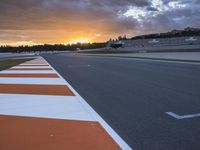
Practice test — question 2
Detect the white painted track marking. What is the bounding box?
[0,70,56,74]
[0,94,94,121]
[19,64,48,66]
[42,57,132,150]
[0,78,65,85]
[166,112,200,120]
[12,66,51,69]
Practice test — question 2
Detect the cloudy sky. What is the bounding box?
[0,0,199,45]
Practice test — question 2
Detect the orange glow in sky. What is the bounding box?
[66,38,92,45]
[0,0,198,46]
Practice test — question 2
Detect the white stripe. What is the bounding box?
[0,94,94,121]
[166,112,200,120]
[0,70,56,74]
[166,112,182,119]
[42,57,132,150]
[12,66,51,69]
[0,78,65,85]
[19,64,48,66]
[21,63,47,65]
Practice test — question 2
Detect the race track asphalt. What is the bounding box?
[42,53,200,150]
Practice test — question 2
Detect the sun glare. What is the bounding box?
[66,39,91,45]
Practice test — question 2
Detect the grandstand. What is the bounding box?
[109,36,200,52]
[120,36,200,48]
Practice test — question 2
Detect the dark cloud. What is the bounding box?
[0,0,199,45]
[123,0,200,34]
[146,7,158,11]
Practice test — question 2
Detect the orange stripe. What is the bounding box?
[9,68,52,70]
[0,115,120,150]
[0,74,59,78]
[0,84,75,96]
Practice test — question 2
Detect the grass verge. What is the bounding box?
[0,58,33,71]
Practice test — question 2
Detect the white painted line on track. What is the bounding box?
[42,57,132,150]
[0,94,94,121]
[12,66,51,69]
[19,64,48,66]
[0,70,56,74]
[0,78,65,85]
[166,112,200,120]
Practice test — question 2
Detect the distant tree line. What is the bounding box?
[0,42,107,53]
[130,27,200,40]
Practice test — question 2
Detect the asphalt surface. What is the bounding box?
[42,53,200,150]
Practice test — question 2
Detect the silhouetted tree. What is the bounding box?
[122,35,127,40]
[118,36,123,40]
[131,27,200,40]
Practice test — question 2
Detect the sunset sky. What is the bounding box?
[0,0,200,46]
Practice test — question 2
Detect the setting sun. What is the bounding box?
[66,39,92,45]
